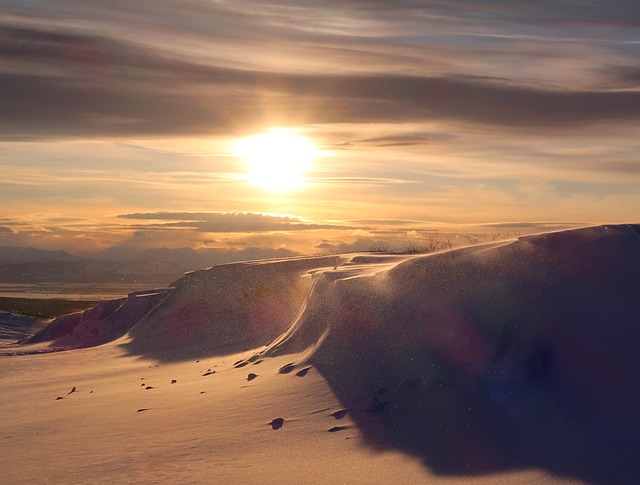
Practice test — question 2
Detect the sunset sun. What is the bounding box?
[234,129,317,191]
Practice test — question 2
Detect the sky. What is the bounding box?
[1,0,639,255]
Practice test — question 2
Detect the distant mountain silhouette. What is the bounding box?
[98,246,299,266]
[0,245,300,285]
[0,246,82,264]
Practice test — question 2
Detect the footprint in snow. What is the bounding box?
[278,363,296,374]
[330,409,349,420]
[295,367,312,377]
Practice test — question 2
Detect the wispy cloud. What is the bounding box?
[338,133,454,148]
[117,212,353,232]
[2,13,640,138]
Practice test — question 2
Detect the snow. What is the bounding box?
[1,224,639,484]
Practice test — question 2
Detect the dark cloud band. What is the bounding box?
[3,22,640,138]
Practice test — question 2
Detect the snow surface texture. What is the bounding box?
[3,224,640,484]
[0,311,39,343]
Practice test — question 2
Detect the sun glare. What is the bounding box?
[234,129,317,191]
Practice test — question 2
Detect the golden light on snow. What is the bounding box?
[234,129,317,191]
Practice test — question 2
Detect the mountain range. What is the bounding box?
[0,246,300,285]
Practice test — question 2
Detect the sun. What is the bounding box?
[234,129,317,191]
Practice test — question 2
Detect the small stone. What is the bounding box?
[269,418,285,430]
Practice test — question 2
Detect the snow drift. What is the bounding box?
[17,224,640,483]
[27,255,340,359]
[256,223,640,482]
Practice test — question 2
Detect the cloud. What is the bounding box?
[117,212,351,232]
[338,132,454,148]
[45,217,90,223]
[3,19,640,139]
[315,237,380,253]
[475,222,589,232]
[608,66,640,88]
[311,177,414,186]
[0,226,18,234]
[1,1,639,238]
[349,218,432,226]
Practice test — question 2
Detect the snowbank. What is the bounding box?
[7,224,640,483]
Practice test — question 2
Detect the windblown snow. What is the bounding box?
[2,224,639,484]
